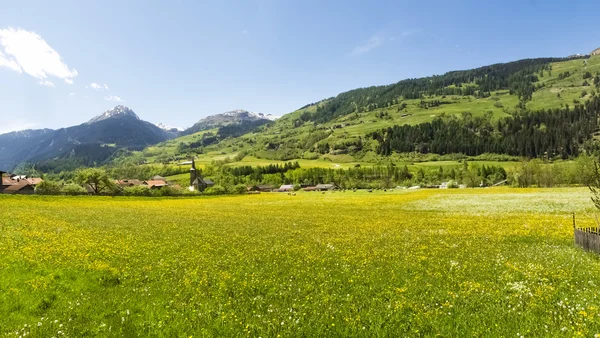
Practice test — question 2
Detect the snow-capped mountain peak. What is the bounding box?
[221,109,279,121]
[87,105,139,124]
[156,123,184,132]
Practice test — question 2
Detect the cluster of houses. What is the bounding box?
[113,176,172,190]
[0,171,43,194]
[248,183,338,193]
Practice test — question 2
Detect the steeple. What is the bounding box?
[190,159,197,187]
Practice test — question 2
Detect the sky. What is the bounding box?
[1,0,600,133]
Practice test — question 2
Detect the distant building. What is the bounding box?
[315,184,338,191]
[248,185,274,192]
[115,179,144,188]
[3,182,35,195]
[592,47,600,56]
[144,180,168,189]
[1,172,42,194]
[278,184,295,192]
[0,171,8,193]
[189,159,214,192]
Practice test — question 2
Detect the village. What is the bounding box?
[0,161,342,195]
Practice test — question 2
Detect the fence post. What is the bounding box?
[573,212,576,231]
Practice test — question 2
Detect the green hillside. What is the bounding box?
[113,55,600,169]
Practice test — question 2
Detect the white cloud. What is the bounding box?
[0,120,39,134]
[38,79,54,87]
[69,92,76,96]
[351,36,385,56]
[105,95,123,102]
[90,82,109,90]
[0,27,77,86]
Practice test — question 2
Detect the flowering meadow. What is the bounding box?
[2,188,600,337]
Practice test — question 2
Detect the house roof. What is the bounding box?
[145,180,168,187]
[279,185,294,190]
[316,184,335,189]
[193,177,214,185]
[1,177,15,186]
[4,182,33,192]
[115,179,143,186]
[257,185,274,189]
[26,178,43,185]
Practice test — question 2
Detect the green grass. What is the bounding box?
[2,188,600,336]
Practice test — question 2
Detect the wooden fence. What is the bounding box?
[574,213,600,254]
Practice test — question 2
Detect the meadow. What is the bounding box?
[2,188,600,337]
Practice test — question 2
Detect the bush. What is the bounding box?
[446,180,459,189]
[61,184,87,195]
[123,186,151,196]
[204,185,227,195]
[35,181,62,195]
[233,184,248,194]
[150,186,179,197]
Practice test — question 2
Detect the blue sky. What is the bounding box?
[1,0,600,133]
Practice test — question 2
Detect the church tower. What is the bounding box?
[190,159,197,188]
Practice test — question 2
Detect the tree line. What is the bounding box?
[372,96,600,159]
[302,58,569,124]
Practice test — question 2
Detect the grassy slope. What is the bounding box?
[116,56,600,169]
[2,188,600,336]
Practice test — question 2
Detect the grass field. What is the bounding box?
[2,188,600,336]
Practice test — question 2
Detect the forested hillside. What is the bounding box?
[110,55,600,170]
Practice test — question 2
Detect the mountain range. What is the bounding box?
[0,106,279,171]
[3,51,600,172]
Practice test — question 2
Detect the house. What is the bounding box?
[0,171,8,193]
[3,181,35,195]
[144,180,168,189]
[189,159,214,192]
[115,179,144,188]
[278,184,295,192]
[315,184,337,191]
[248,185,274,192]
[257,185,274,192]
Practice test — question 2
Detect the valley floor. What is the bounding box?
[1,188,600,336]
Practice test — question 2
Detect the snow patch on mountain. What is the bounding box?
[221,109,279,121]
[87,105,139,124]
[156,123,184,132]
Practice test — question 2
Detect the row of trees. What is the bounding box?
[373,96,600,159]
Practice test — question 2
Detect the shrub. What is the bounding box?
[123,186,151,196]
[233,184,248,194]
[35,181,62,195]
[446,180,459,189]
[61,184,87,195]
[204,185,227,195]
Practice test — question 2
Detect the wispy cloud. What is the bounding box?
[0,120,39,134]
[69,92,76,96]
[0,27,77,86]
[38,79,54,87]
[351,36,385,56]
[351,28,419,56]
[105,95,123,102]
[90,82,109,90]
